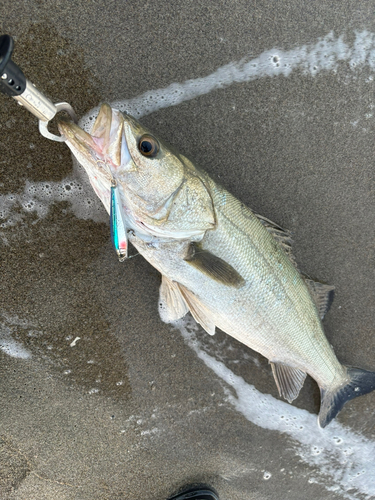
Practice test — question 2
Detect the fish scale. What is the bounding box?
[57,103,375,427]
[210,186,340,375]
[134,180,343,388]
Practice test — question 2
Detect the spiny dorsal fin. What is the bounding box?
[184,243,245,288]
[159,275,189,323]
[255,212,335,317]
[254,213,298,269]
[177,284,216,335]
[270,362,307,403]
[304,278,335,320]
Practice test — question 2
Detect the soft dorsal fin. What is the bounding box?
[270,362,307,403]
[177,284,216,335]
[158,275,189,323]
[254,213,298,269]
[304,278,335,319]
[184,243,245,288]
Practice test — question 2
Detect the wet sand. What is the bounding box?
[1,2,375,499]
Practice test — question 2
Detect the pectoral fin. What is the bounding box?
[270,362,307,403]
[184,243,245,288]
[177,284,216,336]
[159,276,189,323]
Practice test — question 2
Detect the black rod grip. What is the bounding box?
[0,35,27,96]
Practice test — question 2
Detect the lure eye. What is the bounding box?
[138,135,159,158]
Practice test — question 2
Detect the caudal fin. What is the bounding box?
[319,366,375,428]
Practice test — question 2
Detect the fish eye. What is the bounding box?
[138,135,159,158]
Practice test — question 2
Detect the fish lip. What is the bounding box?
[57,106,131,175]
[57,116,98,157]
[58,117,113,186]
[57,105,134,215]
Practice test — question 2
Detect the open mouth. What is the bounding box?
[57,103,132,176]
[57,104,133,216]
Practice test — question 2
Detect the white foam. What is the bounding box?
[175,317,375,500]
[2,31,375,227]
[0,174,106,229]
[0,313,33,359]
[0,337,32,359]
[81,30,375,127]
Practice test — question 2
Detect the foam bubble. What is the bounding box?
[0,312,33,359]
[175,317,375,500]
[80,30,375,129]
[0,171,107,230]
[0,338,32,359]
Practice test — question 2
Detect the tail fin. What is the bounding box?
[319,367,375,428]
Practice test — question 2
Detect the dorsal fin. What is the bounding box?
[158,275,189,323]
[207,184,298,271]
[254,213,298,269]
[270,362,307,403]
[177,284,216,335]
[304,278,335,319]
[184,243,245,288]
[255,213,335,318]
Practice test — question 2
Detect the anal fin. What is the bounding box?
[177,283,216,336]
[270,362,307,403]
[159,276,189,323]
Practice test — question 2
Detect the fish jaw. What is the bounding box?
[57,104,134,214]
[58,104,213,240]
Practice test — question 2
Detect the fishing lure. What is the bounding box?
[110,180,129,261]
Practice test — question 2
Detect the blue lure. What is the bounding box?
[110,181,129,262]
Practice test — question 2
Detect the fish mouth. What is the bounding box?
[57,103,132,180]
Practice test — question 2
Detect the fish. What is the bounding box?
[58,103,375,427]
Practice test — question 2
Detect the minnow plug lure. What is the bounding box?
[110,180,129,262]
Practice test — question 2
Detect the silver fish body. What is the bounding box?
[58,104,375,427]
[133,183,341,383]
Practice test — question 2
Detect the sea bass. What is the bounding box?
[58,104,375,427]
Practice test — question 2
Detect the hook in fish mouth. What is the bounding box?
[57,103,132,174]
[57,103,134,216]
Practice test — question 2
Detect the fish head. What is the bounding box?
[58,103,186,215]
[58,104,215,238]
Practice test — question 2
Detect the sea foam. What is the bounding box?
[2,31,375,227]
[176,317,375,500]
